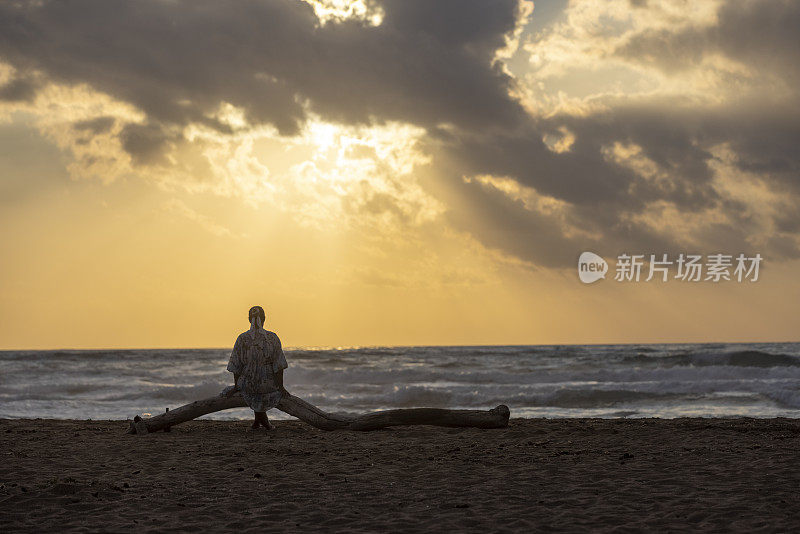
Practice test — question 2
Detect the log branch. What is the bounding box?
[128,391,509,434]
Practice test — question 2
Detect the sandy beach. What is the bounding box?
[1,417,799,532]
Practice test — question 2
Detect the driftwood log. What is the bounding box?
[128,391,510,434]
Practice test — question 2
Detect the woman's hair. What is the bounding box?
[248,305,266,324]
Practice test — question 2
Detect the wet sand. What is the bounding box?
[1,417,799,532]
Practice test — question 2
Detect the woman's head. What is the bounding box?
[248,305,266,327]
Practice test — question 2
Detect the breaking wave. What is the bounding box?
[1,342,799,419]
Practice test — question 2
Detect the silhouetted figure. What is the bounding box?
[226,306,288,430]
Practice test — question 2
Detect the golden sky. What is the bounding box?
[1,0,799,349]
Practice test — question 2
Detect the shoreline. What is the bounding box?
[3,414,800,421]
[2,417,799,532]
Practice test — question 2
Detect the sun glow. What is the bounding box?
[2,1,800,349]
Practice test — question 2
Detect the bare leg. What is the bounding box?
[256,411,275,430]
[251,412,262,429]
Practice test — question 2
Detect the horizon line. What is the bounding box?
[2,339,799,352]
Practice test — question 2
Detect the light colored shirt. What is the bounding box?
[226,329,288,412]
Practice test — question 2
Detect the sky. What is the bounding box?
[1,0,799,349]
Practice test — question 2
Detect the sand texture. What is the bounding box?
[2,417,799,532]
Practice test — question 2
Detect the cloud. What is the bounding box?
[0,0,526,142]
[426,0,800,265]
[1,0,798,268]
[0,75,39,102]
[426,94,800,265]
[72,116,115,135]
[119,122,176,166]
[616,0,800,86]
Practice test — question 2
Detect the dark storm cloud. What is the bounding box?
[0,75,38,101]
[610,0,800,195]
[424,97,800,265]
[72,116,115,135]
[0,0,524,136]
[418,0,800,266]
[616,0,800,83]
[118,122,176,166]
[1,0,798,267]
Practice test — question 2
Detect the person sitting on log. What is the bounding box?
[225,305,288,430]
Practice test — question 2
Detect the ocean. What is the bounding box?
[1,343,799,421]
